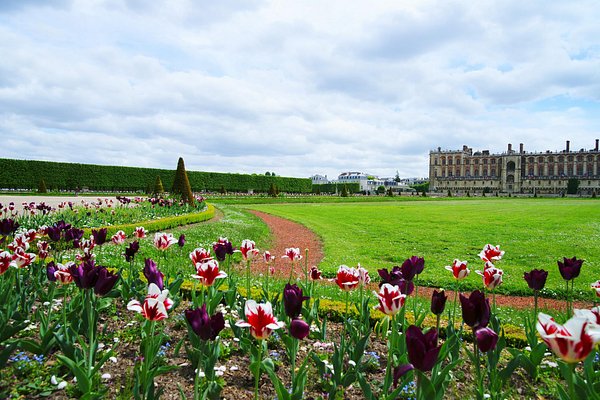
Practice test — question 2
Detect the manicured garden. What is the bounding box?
[1,196,600,399]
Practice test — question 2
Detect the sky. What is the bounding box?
[1,0,599,179]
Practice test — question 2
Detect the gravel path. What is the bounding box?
[249,210,594,311]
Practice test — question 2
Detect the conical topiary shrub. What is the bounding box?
[154,175,165,195]
[38,179,48,194]
[172,157,195,205]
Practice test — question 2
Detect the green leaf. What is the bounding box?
[56,354,92,393]
[357,373,377,400]
[416,370,436,400]
[262,358,290,400]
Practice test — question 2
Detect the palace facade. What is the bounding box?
[429,140,600,195]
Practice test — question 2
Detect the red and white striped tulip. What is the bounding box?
[127,283,174,321]
[11,247,36,268]
[476,265,504,290]
[235,300,284,340]
[537,312,600,363]
[375,283,406,316]
[54,262,75,284]
[479,244,504,263]
[111,230,127,245]
[133,226,147,239]
[282,247,302,262]
[239,239,260,261]
[8,234,29,252]
[0,251,11,275]
[334,265,360,291]
[445,259,470,280]
[153,232,177,251]
[190,248,212,265]
[37,241,50,260]
[357,264,371,286]
[191,259,227,286]
[591,281,600,298]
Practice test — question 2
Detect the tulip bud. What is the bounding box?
[290,318,310,340]
[430,289,447,315]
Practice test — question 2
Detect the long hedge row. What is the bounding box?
[0,158,312,193]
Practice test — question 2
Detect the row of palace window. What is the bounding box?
[435,154,600,166]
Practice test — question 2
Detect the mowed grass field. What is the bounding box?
[247,198,600,299]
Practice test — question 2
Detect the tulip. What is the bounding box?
[11,247,36,268]
[393,364,414,388]
[574,307,600,325]
[475,327,499,352]
[309,266,322,280]
[94,268,119,296]
[401,256,424,281]
[25,229,37,242]
[9,234,30,252]
[537,312,600,363]
[375,283,406,316]
[357,264,371,286]
[111,230,126,245]
[460,290,490,330]
[185,304,225,341]
[153,232,177,251]
[406,325,440,372]
[263,251,273,264]
[524,269,548,291]
[0,218,19,236]
[239,239,260,261]
[70,260,100,289]
[282,247,302,262]
[283,283,309,319]
[290,318,310,340]
[92,228,108,245]
[592,281,600,298]
[54,262,75,285]
[46,260,57,281]
[476,266,503,290]
[65,228,84,243]
[212,237,234,261]
[479,244,504,263]
[334,265,360,291]
[445,259,469,280]
[133,227,147,239]
[190,248,212,265]
[143,258,164,290]
[127,283,174,321]
[430,289,447,316]
[47,226,62,242]
[558,257,584,281]
[124,241,140,262]
[378,266,403,287]
[192,259,227,287]
[0,251,12,275]
[178,234,186,248]
[37,241,50,260]
[235,300,284,340]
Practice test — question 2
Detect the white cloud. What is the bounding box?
[0,0,599,180]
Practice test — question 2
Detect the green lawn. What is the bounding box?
[246,198,600,299]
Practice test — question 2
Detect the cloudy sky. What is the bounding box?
[1,0,599,179]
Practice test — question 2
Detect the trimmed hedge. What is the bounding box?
[82,203,216,238]
[312,183,360,194]
[0,158,312,193]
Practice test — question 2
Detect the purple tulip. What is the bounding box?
[523,269,548,291]
[65,228,84,243]
[558,257,584,281]
[0,218,19,236]
[460,290,490,330]
[143,258,164,290]
[46,261,57,282]
[124,241,140,262]
[70,260,100,289]
[54,220,71,232]
[400,256,424,281]
[475,327,499,352]
[378,266,403,287]
[393,364,414,387]
[47,226,62,242]
[178,234,186,248]
[397,279,415,296]
[290,318,310,340]
[430,289,447,316]
[94,267,119,296]
[283,283,310,319]
[92,228,108,246]
[406,325,440,372]
[212,238,234,262]
[185,304,225,341]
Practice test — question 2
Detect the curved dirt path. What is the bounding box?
[249,210,594,311]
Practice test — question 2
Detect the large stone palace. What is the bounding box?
[429,140,600,195]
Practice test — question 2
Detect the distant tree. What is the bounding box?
[567,178,580,195]
[154,175,164,195]
[315,186,321,195]
[386,187,394,197]
[466,191,471,197]
[219,185,226,194]
[172,157,195,204]
[394,170,401,183]
[38,179,47,194]
[421,190,426,197]
[265,172,271,176]
[376,185,386,195]
[447,190,452,198]
[271,172,276,177]
[145,182,153,195]
[593,190,597,198]
[340,185,349,197]
[268,183,278,197]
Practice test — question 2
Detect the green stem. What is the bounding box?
[86,290,96,378]
[290,338,298,390]
[568,363,575,400]
[246,259,251,299]
[534,291,538,318]
[474,339,482,399]
[304,249,309,290]
[566,280,570,317]
[288,260,295,283]
[194,348,202,400]
[254,342,263,400]
[452,286,459,326]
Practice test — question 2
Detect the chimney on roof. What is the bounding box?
[508,143,512,152]
[566,140,570,152]
[519,143,524,153]
[596,139,599,151]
